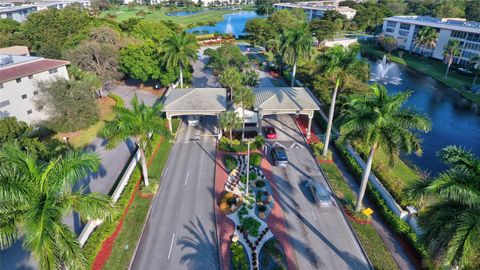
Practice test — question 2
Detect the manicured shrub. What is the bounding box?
[252,135,265,149]
[108,93,125,108]
[224,154,237,172]
[255,180,265,188]
[311,141,332,161]
[249,153,262,167]
[230,242,249,270]
[240,217,261,237]
[249,171,257,181]
[258,204,267,212]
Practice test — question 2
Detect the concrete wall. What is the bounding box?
[0,65,69,124]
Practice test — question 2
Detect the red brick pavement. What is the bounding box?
[214,151,235,270]
[294,115,320,144]
[261,156,298,270]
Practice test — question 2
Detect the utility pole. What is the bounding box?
[245,139,251,197]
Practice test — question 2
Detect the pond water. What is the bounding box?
[187,10,261,37]
[368,56,480,176]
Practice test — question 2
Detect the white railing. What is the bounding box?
[78,148,140,247]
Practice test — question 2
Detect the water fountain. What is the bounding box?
[225,15,234,35]
[370,55,402,85]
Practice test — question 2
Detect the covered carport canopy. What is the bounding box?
[163,88,227,131]
[254,87,320,138]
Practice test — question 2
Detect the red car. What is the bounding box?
[263,126,277,139]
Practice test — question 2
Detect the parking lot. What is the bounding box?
[264,114,370,270]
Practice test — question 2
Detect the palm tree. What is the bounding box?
[233,87,255,141]
[101,96,170,186]
[162,31,199,88]
[279,23,312,87]
[443,39,461,77]
[415,27,439,57]
[0,144,114,269]
[336,84,431,212]
[219,67,243,100]
[407,146,480,269]
[219,110,242,140]
[316,45,365,157]
[470,54,480,85]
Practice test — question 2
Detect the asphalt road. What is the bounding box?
[264,115,371,270]
[130,116,220,270]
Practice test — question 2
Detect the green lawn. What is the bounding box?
[102,6,253,28]
[352,41,480,105]
[102,119,179,270]
[320,163,399,270]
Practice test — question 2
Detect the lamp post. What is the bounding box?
[245,139,251,197]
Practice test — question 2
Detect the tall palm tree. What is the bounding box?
[0,144,114,270]
[415,27,439,57]
[219,67,243,100]
[101,96,170,186]
[316,45,365,157]
[233,87,255,141]
[407,146,480,269]
[336,84,431,212]
[279,23,312,87]
[443,39,461,77]
[162,31,199,88]
[219,110,242,140]
[470,54,480,85]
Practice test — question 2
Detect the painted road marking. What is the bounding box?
[311,210,318,222]
[168,233,176,260]
[184,171,189,187]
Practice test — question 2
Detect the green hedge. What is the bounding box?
[83,167,141,267]
[249,153,262,167]
[335,143,430,264]
[230,242,249,270]
[108,92,125,108]
[224,154,238,171]
[218,136,265,153]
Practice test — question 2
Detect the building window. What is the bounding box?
[33,90,39,95]
[386,27,395,33]
[387,21,396,28]
[16,78,22,83]
[400,23,411,30]
[49,68,58,74]
[28,75,33,79]
[21,94,27,99]
[27,109,32,114]
[0,100,10,108]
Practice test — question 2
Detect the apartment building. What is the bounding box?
[0,0,90,22]
[382,16,480,66]
[0,6,36,21]
[273,1,357,20]
[0,51,70,124]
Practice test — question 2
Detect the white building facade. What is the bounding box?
[0,53,70,124]
[273,1,356,20]
[382,16,480,66]
[0,0,90,22]
[0,6,37,21]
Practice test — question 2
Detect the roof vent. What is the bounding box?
[0,56,14,66]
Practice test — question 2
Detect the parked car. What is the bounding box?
[271,146,288,167]
[187,115,200,126]
[262,126,277,139]
[304,179,333,207]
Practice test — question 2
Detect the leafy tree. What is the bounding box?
[220,110,242,140]
[322,10,347,22]
[433,0,465,18]
[66,26,123,94]
[337,84,431,212]
[219,67,243,98]
[162,31,198,88]
[279,23,312,87]
[131,20,173,43]
[378,0,409,15]
[378,35,398,54]
[309,19,335,45]
[268,9,306,35]
[0,18,23,47]
[0,143,115,269]
[244,18,276,47]
[465,0,480,22]
[205,44,247,73]
[0,117,48,159]
[256,0,274,16]
[233,87,255,141]
[22,6,93,58]
[316,45,367,157]
[35,78,100,132]
[443,39,461,78]
[101,96,169,186]
[415,26,439,56]
[408,146,480,269]
[470,54,480,85]
[119,17,144,33]
[353,3,392,34]
[243,69,259,88]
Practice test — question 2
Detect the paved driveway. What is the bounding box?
[192,47,221,88]
[130,117,219,270]
[266,115,371,270]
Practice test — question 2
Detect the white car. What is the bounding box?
[305,179,333,207]
[187,115,200,126]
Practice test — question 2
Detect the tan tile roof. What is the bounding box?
[0,59,70,83]
[0,46,30,56]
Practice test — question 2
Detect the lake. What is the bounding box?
[187,10,262,37]
[368,56,480,176]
